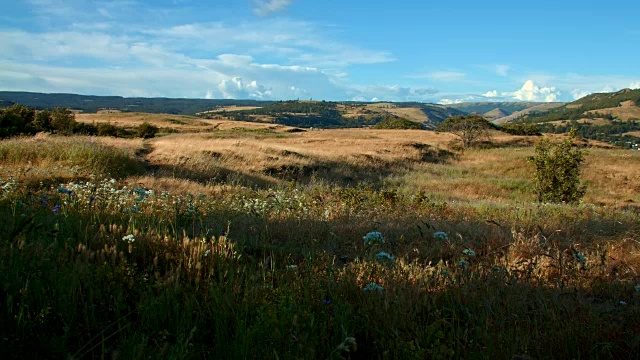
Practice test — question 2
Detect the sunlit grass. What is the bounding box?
[1,131,640,359]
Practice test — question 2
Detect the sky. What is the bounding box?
[1,0,639,104]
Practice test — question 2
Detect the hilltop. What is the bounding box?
[521,88,640,123]
[515,88,640,148]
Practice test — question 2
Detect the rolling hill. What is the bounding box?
[515,88,640,148]
[521,88,640,123]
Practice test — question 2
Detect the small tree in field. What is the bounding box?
[437,115,494,149]
[529,130,586,203]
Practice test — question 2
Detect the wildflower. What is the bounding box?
[204,249,211,257]
[133,187,148,196]
[52,205,61,214]
[322,299,331,305]
[122,234,135,243]
[363,231,384,246]
[575,253,586,263]
[433,231,448,241]
[620,301,627,306]
[336,337,357,353]
[375,251,395,264]
[462,248,476,257]
[57,187,73,195]
[459,259,470,267]
[287,265,298,271]
[363,282,384,292]
[39,199,49,207]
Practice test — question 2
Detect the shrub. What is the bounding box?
[373,116,423,130]
[50,108,77,134]
[137,122,159,138]
[500,123,541,136]
[529,130,586,203]
[97,122,120,137]
[438,115,495,149]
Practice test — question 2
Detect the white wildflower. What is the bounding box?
[363,282,384,292]
[462,248,476,257]
[375,251,394,264]
[363,231,384,246]
[433,231,448,241]
[122,234,135,243]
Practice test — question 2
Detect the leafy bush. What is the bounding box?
[529,130,586,203]
[137,121,159,138]
[373,116,422,129]
[499,123,541,136]
[97,122,120,137]
[437,115,496,149]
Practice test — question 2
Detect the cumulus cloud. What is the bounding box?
[630,82,640,89]
[217,77,272,99]
[510,80,561,102]
[253,0,292,16]
[483,90,499,97]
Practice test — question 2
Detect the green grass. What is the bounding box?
[1,176,639,359]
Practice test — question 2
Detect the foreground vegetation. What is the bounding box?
[1,127,640,359]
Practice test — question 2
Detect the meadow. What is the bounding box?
[1,121,640,359]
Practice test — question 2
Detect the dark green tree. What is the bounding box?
[529,130,587,203]
[50,108,77,134]
[137,122,159,139]
[437,115,495,149]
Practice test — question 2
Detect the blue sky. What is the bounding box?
[1,0,639,103]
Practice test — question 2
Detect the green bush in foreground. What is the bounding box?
[137,122,159,139]
[529,130,586,203]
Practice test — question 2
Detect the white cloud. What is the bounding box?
[494,65,510,76]
[483,90,499,97]
[217,77,272,99]
[425,71,466,82]
[253,0,292,17]
[350,85,439,102]
[510,80,561,102]
[630,82,640,89]
[439,98,465,105]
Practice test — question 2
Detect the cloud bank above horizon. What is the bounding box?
[1,0,639,104]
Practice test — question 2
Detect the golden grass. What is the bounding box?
[584,104,640,121]
[76,112,213,132]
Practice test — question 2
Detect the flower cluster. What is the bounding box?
[363,231,385,246]
[462,248,476,257]
[433,231,448,241]
[375,251,394,264]
[363,282,384,292]
[122,234,135,243]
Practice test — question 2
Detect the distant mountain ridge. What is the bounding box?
[0,91,466,129]
[0,91,270,115]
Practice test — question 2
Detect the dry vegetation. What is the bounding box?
[2,121,640,359]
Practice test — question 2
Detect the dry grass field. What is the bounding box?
[2,119,640,358]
